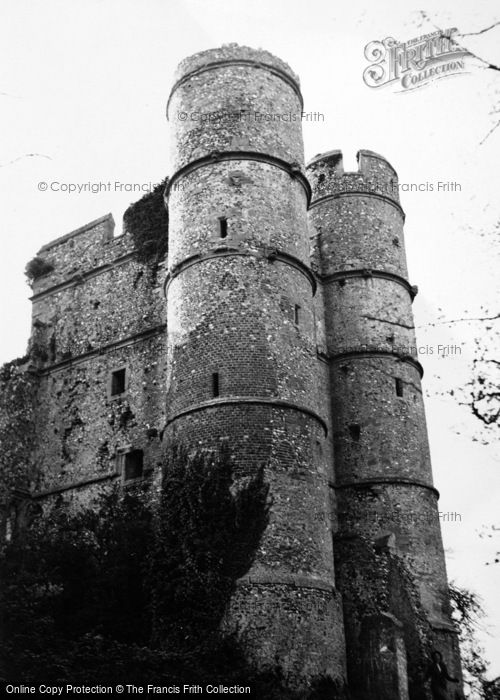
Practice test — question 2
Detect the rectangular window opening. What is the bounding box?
[124,449,144,481]
[395,378,404,397]
[349,424,361,442]
[294,304,301,325]
[212,372,220,397]
[218,217,228,239]
[111,368,126,396]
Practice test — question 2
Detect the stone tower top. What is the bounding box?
[170,43,301,89]
[167,43,305,171]
[307,149,401,207]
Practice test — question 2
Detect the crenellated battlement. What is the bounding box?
[38,213,115,254]
[29,215,139,297]
[307,149,401,208]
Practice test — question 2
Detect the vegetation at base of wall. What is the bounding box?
[123,179,169,267]
[335,535,434,700]
[0,444,349,697]
[335,535,500,700]
[24,255,55,282]
[149,442,270,647]
[450,583,500,699]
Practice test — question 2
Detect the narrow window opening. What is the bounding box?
[5,517,13,543]
[395,377,404,397]
[111,368,126,396]
[294,304,301,325]
[315,439,323,458]
[5,507,16,543]
[124,450,144,481]
[218,217,228,239]
[349,424,361,441]
[212,372,220,397]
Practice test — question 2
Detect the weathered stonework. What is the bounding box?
[1,44,462,698]
[15,215,168,513]
[164,43,344,687]
[307,148,462,696]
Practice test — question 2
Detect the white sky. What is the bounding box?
[1,0,499,678]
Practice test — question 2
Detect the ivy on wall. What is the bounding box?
[123,178,169,268]
[335,534,435,700]
[24,256,54,283]
[150,442,270,647]
[1,444,351,697]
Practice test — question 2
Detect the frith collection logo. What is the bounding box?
[363,28,470,91]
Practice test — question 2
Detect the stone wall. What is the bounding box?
[25,215,167,507]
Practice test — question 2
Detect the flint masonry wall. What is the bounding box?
[165,44,346,685]
[28,215,167,505]
[4,43,464,696]
[307,149,462,690]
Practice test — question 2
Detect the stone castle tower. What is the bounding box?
[2,45,462,697]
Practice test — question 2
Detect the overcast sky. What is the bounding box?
[1,0,499,678]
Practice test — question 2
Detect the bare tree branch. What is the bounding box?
[480,120,500,145]
[418,12,500,142]
[459,21,500,37]
[0,153,52,168]
[417,313,500,327]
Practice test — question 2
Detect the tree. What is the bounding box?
[1,444,346,697]
[0,485,154,684]
[149,442,270,649]
[449,583,500,699]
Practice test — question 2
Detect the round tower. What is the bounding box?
[164,45,346,686]
[307,150,462,695]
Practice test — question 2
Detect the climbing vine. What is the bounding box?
[123,178,169,268]
[335,534,435,700]
[149,442,270,648]
[24,255,54,283]
[1,437,354,696]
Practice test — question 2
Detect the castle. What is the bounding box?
[2,45,462,698]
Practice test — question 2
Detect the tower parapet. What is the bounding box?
[167,44,306,171]
[308,150,406,278]
[308,151,415,360]
[172,44,301,86]
[308,149,400,205]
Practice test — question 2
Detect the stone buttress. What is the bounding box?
[164,45,346,684]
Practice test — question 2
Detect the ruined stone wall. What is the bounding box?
[307,149,462,695]
[27,215,167,507]
[165,44,346,686]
